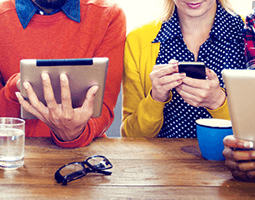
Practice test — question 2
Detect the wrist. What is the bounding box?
[151,89,169,102]
[208,88,226,110]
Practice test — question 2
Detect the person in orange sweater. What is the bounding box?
[0,0,126,148]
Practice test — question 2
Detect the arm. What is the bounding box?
[121,33,164,137]
[0,73,21,118]
[121,33,185,137]
[17,7,126,148]
[52,7,127,147]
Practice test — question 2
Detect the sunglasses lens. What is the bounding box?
[60,163,86,182]
[87,156,111,170]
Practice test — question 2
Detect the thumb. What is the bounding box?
[82,85,99,111]
[206,68,217,80]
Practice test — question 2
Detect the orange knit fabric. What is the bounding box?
[0,0,126,148]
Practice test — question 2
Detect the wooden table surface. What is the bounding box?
[1,137,255,200]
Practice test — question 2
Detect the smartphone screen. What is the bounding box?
[178,62,206,79]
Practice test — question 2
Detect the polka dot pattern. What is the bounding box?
[152,3,246,138]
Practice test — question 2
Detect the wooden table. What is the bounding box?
[1,137,255,199]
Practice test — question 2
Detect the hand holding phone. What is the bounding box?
[178,62,206,79]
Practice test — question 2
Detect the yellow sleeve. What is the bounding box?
[206,97,230,120]
[121,21,168,137]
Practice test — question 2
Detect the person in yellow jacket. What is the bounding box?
[121,0,246,138]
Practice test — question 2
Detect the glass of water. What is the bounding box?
[0,117,25,170]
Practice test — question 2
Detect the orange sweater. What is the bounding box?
[0,0,126,148]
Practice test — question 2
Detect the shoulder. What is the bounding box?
[0,0,15,15]
[80,0,125,24]
[126,20,162,46]
[224,10,244,29]
[216,7,245,42]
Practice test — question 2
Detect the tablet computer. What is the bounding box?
[20,57,108,119]
[222,69,255,142]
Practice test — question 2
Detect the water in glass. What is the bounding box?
[0,128,25,169]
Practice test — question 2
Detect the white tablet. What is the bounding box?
[20,57,108,119]
[222,69,255,142]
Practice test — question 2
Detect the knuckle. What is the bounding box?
[63,114,73,121]
[45,97,54,105]
[61,94,70,101]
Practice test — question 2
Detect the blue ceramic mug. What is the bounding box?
[196,118,233,161]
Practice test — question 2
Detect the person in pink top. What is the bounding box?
[223,11,255,181]
[0,0,126,148]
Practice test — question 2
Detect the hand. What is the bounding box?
[149,60,186,102]
[223,135,255,181]
[175,68,225,110]
[16,73,99,142]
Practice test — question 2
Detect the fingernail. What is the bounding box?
[180,73,186,77]
[41,73,48,81]
[15,92,20,98]
[169,60,178,64]
[23,82,29,89]
[244,141,254,149]
[60,73,67,81]
[94,85,99,94]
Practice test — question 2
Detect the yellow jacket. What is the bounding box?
[121,20,230,137]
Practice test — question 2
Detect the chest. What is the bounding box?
[156,37,245,87]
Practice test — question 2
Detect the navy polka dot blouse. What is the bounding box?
[153,3,246,138]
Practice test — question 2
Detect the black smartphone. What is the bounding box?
[178,62,206,79]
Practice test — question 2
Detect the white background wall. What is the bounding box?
[116,0,254,34]
[106,0,254,137]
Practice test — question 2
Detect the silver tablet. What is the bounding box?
[222,69,255,141]
[20,57,108,119]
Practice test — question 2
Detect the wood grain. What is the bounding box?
[0,137,254,199]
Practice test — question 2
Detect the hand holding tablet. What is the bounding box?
[19,57,108,119]
[16,57,108,141]
[222,69,255,142]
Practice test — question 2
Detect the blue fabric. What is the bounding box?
[153,2,246,138]
[15,0,80,29]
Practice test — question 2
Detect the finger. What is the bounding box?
[81,85,99,115]
[239,161,255,171]
[15,91,45,120]
[175,85,200,106]
[41,73,58,110]
[158,73,186,85]
[223,146,234,160]
[223,135,254,149]
[245,170,255,180]
[181,76,206,88]
[23,81,48,114]
[151,63,178,78]
[233,150,255,161]
[60,74,73,115]
[168,59,178,64]
[206,68,218,81]
[231,170,248,181]
[225,159,240,171]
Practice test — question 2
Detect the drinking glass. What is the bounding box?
[0,117,25,170]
